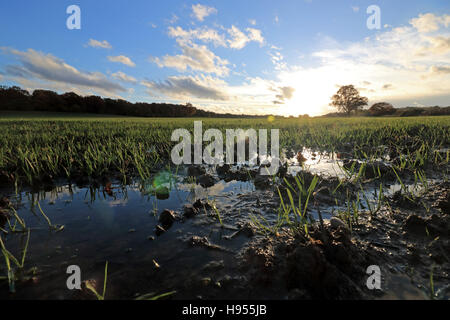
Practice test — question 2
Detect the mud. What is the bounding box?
[0,148,448,300]
[234,181,449,300]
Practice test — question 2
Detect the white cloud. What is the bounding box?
[410,13,450,33]
[141,72,298,115]
[227,26,265,49]
[351,6,359,13]
[142,75,229,101]
[107,55,136,67]
[168,26,227,47]
[1,47,126,95]
[269,50,287,70]
[192,4,217,22]
[151,43,229,76]
[111,71,137,83]
[422,35,450,54]
[249,19,256,26]
[227,26,249,49]
[87,39,112,49]
[430,65,450,75]
[168,25,264,50]
[247,28,265,45]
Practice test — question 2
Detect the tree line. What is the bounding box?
[1,85,448,118]
[329,85,450,117]
[0,86,268,118]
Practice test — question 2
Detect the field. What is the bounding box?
[0,112,449,300]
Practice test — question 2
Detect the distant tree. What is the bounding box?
[396,107,425,117]
[9,86,30,97]
[61,92,84,112]
[184,103,197,116]
[0,86,31,110]
[330,85,368,115]
[32,90,65,111]
[84,95,104,114]
[369,102,395,116]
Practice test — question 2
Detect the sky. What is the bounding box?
[0,0,449,116]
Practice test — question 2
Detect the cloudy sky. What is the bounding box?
[0,0,449,116]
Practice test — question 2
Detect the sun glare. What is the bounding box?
[280,73,337,117]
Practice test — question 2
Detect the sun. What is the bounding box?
[276,67,342,117]
[281,85,333,117]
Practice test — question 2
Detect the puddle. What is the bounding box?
[285,148,347,179]
[0,147,447,299]
[0,171,269,299]
[387,183,425,197]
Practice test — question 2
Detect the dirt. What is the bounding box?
[0,148,449,300]
[231,182,450,300]
[187,236,232,253]
[159,209,179,229]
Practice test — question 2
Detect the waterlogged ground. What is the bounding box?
[0,147,448,300]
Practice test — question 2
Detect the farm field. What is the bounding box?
[0,112,449,300]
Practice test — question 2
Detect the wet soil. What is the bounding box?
[0,150,448,300]
[237,181,449,300]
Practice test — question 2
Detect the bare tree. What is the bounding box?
[330,85,368,115]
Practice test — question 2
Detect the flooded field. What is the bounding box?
[0,116,449,300]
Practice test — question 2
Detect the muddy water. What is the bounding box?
[0,148,447,300]
[286,148,346,179]
[0,173,266,299]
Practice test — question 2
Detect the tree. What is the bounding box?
[0,86,31,110]
[84,95,104,114]
[32,90,66,111]
[369,102,395,116]
[184,102,197,116]
[61,92,84,112]
[330,85,368,115]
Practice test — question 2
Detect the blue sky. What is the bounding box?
[0,0,449,115]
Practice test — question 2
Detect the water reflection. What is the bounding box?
[0,170,261,299]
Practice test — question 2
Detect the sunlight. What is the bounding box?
[278,68,340,116]
[283,91,331,117]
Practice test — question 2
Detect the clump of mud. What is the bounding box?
[238,222,376,299]
[237,181,450,300]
